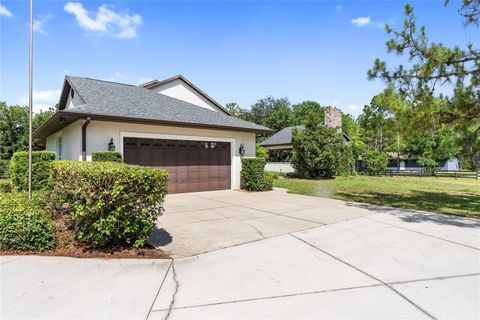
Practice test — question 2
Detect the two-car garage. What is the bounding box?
[123,137,231,193]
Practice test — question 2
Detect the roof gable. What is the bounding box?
[140,75,231,115]
[34,76,271,140]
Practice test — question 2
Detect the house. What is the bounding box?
[260,107,347,173]
[383,152,459,171]
[34,75,272,193]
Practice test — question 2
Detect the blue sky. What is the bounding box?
[0,0,477,116]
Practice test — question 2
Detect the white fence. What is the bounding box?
[264,162,295,173]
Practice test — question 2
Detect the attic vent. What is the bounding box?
[70,89,74,99]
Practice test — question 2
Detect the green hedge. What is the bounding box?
[0,160,10,178]
[50,161,168,248]
[241,158,273,191]
[91,151,123,163]
[0,193,55,250]
[10,151,56,191]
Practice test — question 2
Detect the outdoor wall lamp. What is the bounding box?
[58,116,66,124]
[108,138,116,152]
[239,143,245,157]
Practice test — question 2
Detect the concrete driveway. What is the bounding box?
[2,190,480,319]
[152,189,373,257]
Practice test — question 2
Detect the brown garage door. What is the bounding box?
[123,138,231,193]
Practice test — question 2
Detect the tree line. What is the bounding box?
[0,103,54,160]
[0,1,478,176]
[229,1,480,172]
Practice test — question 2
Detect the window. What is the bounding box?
[70,89,74,99]
[56,137,63,160]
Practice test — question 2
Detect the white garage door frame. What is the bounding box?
[119,131,236,190]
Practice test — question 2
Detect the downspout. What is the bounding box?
[81,118,91,161]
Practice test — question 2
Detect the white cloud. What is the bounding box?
[20,89,61,113]
[350,16,371,27]
[32,15,52,34]
[0,4,13,17]
[336,5,342,12]
[64,2,142,39]
[347,104,359,111]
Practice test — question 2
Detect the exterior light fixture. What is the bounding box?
[239,143,245,157]
[108,138,115,151]
[59,116,66,124]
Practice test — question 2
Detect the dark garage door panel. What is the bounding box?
[123,138,231,193]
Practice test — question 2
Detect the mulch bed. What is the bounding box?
[0,215,170,259]
[0,246,170,259]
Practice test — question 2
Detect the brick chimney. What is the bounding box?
[324,106,342,131]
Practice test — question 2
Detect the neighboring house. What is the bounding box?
[260,107,348,173]
[382,152,459,171]
[34,75,271,193]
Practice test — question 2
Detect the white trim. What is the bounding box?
[119,131,237,190]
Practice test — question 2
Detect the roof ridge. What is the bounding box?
[66,75,137,87]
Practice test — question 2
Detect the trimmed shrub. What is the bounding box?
[0,193,55,250]
[0,160,10,178]
[291,126,346,179]
[363,150,389,175]
[10,151,55,191]
[92,151,123,163]
[50,161,168,248]
[0,180,12,193]
[241,158,273,191]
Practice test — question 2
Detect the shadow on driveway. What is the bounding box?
[343,190,480,228]
[148,226,173,246]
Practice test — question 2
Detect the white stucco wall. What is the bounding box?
[46,120,256,189]
[148,79,223,113]
[45,120,82,160]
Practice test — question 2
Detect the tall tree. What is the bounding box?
[367,1,480,168]
[0,103,28,160]
[292,101,324,125]
[0,103,55,159]
[225,102,245,118]
[244,96,291,127]
[358,93,396,152]
[368,3,479,95]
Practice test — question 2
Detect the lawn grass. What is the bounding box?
[273,175,480,217]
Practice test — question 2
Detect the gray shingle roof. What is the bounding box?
[62,76,271,133]
[260,124,350,147]
[260,126,304,146]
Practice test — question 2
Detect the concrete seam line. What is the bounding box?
[194,193,372,226]
[166,204,233,215]
[364,217,480,251]
[150,283,384,312]
[225,202,323,225]
[183,225,327,258]
[164,259,179,320]
[289,234,438,320]
[145,260,172,320]
[387,273,480,285]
